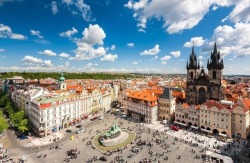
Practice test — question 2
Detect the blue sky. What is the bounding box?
[0,0,250,75]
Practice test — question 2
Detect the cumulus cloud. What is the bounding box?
[59,27,78,38]
[202,23,250,58]
[0,49,5,52]
[161,61,167,65]
[0,24,27,40]
[38,50,57,56]
[51,1,58,15]
[184,37,205,47]
[22,55,54,67]
[110,45,116,50]
[127,43,134,47]
[62,0,92,21]
[140,44,160,55]
[69,24,109,60]
[125,0,231,33]
[30,30,44,39]
[132,61,138,65]
[170,51,181,58]
[160,55,171,61]
[149,56,158,61]
[22,55,43,64]
[100,54,118,62]
[223,0,250,24]
[59,52,70,58]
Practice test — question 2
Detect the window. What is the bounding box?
[240,120,242,123]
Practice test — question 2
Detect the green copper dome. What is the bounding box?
[59,72,65,82]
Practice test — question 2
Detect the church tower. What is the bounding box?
[58,72,66,90]
[207,42,224,101]
[185,42,224,105]
[186,46,200,82]
[186,46,200,105]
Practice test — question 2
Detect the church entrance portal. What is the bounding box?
[199,87,206,104]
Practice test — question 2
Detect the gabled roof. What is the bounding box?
[203,100,228,110]
[128,91,157,102]
[159,87,174,99]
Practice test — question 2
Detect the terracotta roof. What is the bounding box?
[241,99,250,112]
[203,100,228,110]
[172,91,185,99]
[128,91,157,102]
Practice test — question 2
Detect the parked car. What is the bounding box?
[18,134,28,140]
[76,128,85,134]
[66,129,72,133]
[90,116,99,121]
[76,124,83,128]
[171,125,179,131]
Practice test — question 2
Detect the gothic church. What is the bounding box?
[185,43,224,105]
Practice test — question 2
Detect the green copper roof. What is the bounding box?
[59,72,65,81]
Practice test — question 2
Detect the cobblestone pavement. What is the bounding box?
[6,112,249,163]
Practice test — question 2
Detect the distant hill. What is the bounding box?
[0,72,141,80]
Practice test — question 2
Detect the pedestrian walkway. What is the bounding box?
[28,132,64,146]
[21,143,33,148]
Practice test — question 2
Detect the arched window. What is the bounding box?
[213,71,216,79]
[190,72,194,79]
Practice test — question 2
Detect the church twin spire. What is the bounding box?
[187,42,224,70]
[207,42,224,69]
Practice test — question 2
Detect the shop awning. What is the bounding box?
[201,128,212,133]
[174,121,187,126]
[190,125,198,129]
[219,133,227,137]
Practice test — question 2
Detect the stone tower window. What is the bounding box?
[213,71,216,79]
[190,72,193,79]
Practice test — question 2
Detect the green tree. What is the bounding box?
[0,111,8,133]
[11,111,26,127]
[18,119,28,133]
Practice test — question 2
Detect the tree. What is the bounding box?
[18,119,28,133]
[11,111,26,127]
[0,111,8,133]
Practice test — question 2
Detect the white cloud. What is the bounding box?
[223,0,250,24]
[44,60,53,67]
[140,44,160,55]
[0,24,27,40]
[59,52,70,58]
[132,61,138,65]
[184,37,205,47]
[160,55,171,61]
[70,24,108,60]
[202,23,250,58]
[149,56,158,61]
[170,51,181,58]
[85,62,93,67]
[59,27,78,38]
[100,54,118,62]
[22,55,43,64]
[0,49,5,52]
[38,50,57,56]
[110,45,116,50]
[138,28,146,33]
[127,43,134,47]
[198,55,203,60]
[30,30,44,39]
[51,1,58,15]
[22,55,54,68]
[82,24,106,45]
[161,61,167,65]
[62,0,92,21]
[125,0,231,33]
